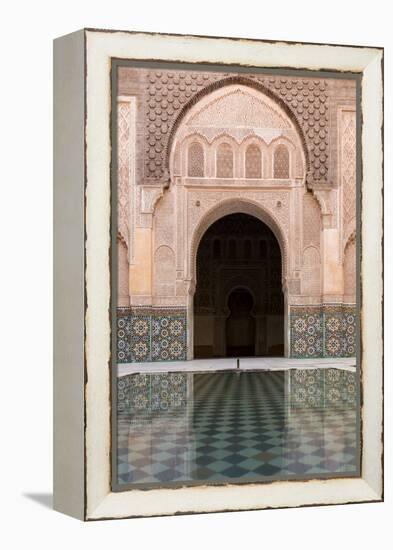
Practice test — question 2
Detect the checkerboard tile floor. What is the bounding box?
[117,371,358,487]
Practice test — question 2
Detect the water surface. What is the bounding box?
[116,369,359,488]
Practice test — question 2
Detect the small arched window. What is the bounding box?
[245,144,262,178]
[274,144,290,179]
[188,142,204,177]
[216,143,233,178]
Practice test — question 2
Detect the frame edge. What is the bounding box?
[53,28,86,521]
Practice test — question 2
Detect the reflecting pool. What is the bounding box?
[116,369,359,488]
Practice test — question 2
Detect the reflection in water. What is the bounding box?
[116,369,358,487]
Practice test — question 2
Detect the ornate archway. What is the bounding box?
[189,198,289,284]
[190,208,287,359]
[166,76,311,181]
[158,81,307,360]
[116,66,358,365]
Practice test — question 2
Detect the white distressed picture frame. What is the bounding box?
[53,29,383,521]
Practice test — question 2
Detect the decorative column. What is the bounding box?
[312,185,344,301]
[129,185,164,306]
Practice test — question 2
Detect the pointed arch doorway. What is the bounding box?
[193,212,284,359]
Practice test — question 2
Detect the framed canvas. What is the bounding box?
[53,29,383,520]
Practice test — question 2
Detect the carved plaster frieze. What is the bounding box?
[188,87,291,128]
[117,100,131,247]
[187,190,290,241]
[184,126,296,145]
[187,191,229,234]
[340,109,356,225]
[283,278,301,296]
[185,191,292,282]
[142,70,330,186]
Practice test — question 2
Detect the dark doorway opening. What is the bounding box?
[226,288,256,357]
[193,213,284,359]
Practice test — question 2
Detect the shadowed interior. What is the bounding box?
[194,213,284,358]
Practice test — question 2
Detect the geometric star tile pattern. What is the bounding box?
[290,304,356,359]
[117,307,187,363]
[118,304,355,363]
[116,370,359,487]
[325,306,356,358]
[290,306,323,358]
[152,314,187,361]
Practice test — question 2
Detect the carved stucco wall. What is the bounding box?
[117,100,131,248]
[134,71,331,186]
[116,67,357,362]
[339,108,357,256]
[154,245,176,297]
[301,192,321,296]
[117,96,136,254]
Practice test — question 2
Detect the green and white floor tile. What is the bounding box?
[117,370,358,487]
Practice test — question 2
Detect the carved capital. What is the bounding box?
[345,229,356,250]
[310,184,335,229]
[140,185,165,215]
